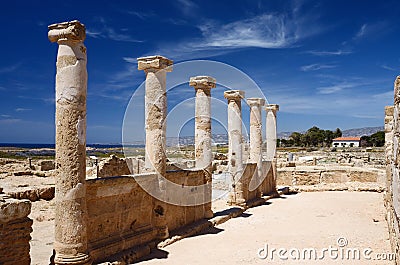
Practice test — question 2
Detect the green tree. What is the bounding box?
[290,132,303,146]
[334,128,342,138]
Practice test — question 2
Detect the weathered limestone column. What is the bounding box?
[264,104,279,194]
[224,90,245,205]
[265,104,279,160]
[48,21,91,264]
[189,76,216,218]
[247,98,265,193]
[137,55,173,239]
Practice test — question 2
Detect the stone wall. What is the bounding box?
[385,85,400,264]
[259,161,277,195]
[0,190,32,265]
[228,163,258,205]
[85,169,207,263]
[86,155,145,178]
[277,165,384,186]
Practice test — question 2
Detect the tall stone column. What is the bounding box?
[48,20,91,265]
[189,76,216,218]
[247,98,265,193]
[224,90,245,204]
[265,104,279,160]
[137,55,173,239]
[265,104,279,194]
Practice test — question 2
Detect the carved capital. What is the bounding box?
[48,20,86,43]
[265,104,279,112]
[247,97,265,107]
[137,55,173,72]
[189,76,216,90]
[224,90,245,101]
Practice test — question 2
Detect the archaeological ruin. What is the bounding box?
[0,20,280,265]
[3,18,400,265]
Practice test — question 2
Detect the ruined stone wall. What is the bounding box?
[259,161,277,195]
[86,155,145,178]
[277,166,384,186]
[0,190,32,265]
[385,100,400,263]
[228,163,258,205]
[164,169,207,231]
[85,169,207,263]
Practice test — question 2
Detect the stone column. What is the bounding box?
[224,90,245,204]
[189,76,216,218]
[247,98,265,193]
[138,55,173,175]
[137,55,173,239]
[264,104,279,195]
[48,20,91,265]
[265,104,279,160]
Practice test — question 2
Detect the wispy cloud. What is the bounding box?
[15,108,32,112]
[86,18,143,43]
[1,114,11,118]
[300,63,337,72]
[352,22,389,41]
[175,0,198,16]
[124,10,156,20]
[194,13,312,49]
[379,64,396,71]
[306,50,352,56]
[145,11,322,60]
[0,118,22,124]
[354,24,368,40]
[0,63,21,74]
[316,82,358,94]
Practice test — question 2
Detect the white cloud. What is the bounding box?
[300,63,337,72]
[86,18,143,43]
[15,108,32,112]
[354,24,368,39]
[125,10,156,20]
[175,0,198,16]
[306,50,352,56]
[379,64,396,71]
[0,118,22,124]
[195,14,298,49]
[0,63,21,74]
[316,83,358,94]
[353,22,389,41]
[1,114,11,118]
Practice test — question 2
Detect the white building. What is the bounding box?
[332,137,361,148]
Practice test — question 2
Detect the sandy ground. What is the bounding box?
[29,200,55,265]
[138,192,394,264]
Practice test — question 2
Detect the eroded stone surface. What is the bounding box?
[49,20,91,265]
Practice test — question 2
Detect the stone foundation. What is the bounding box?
[0,192,32,265]
[85,169,207,263]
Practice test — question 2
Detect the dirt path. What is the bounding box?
[138,191,394,264]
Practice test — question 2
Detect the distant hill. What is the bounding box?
[341,126,384,137]
[277,126,384,139]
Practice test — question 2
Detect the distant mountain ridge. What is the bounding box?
[341,126,384,137]
[277,126,384,139]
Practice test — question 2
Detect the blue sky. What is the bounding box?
[0,0,398,143]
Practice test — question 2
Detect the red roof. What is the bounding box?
[332,137,361,141]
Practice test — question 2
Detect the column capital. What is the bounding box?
[137,55,173,72]
[247,97,265,107]
[189,76,216,90]
[224,90,245,101]
[265,104,279,112]
[48,20,86,43]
